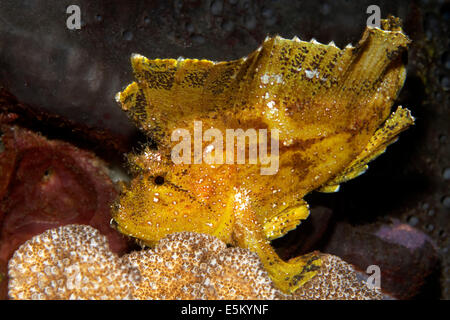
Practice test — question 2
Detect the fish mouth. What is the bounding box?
[110,217,158,247]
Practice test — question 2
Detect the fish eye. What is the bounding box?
[154,176,165,185]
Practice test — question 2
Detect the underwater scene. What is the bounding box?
[0,0,448,302]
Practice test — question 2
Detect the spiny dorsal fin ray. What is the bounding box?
[117,18,410,150]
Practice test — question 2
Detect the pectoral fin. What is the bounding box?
[232,193,320,294]
[263,200,310,240]
[318,106,414,191]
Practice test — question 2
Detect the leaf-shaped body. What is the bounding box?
[113,17,414,293]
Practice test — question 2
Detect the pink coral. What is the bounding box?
[0,124,131,298]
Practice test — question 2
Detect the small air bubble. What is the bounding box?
[321,4,331,15]
[440,76,449,90]
[262,8,273,18]
[423,13,439,39]
[443,168,450,180]
[186,23,195,34]
[222,20,234,33]
[244,16,257,30]
[122,30,133,41]
[407,215,419,227]
[442,196,450,208]
[442,52,450,69]
[192,35,206,45]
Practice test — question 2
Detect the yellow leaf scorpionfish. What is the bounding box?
[112,16,414,294]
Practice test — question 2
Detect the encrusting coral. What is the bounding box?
[124,232,279,300]
[7,224,381,300]
[7,225,139,300]
[289,254,382,300]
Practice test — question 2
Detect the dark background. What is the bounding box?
[0,0,448,299]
